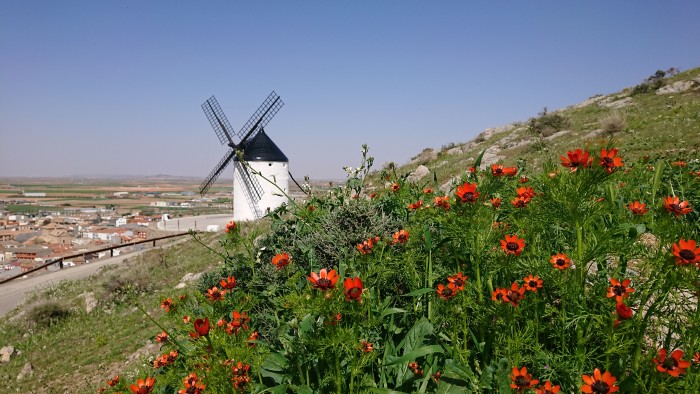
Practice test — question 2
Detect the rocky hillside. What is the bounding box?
[382,67,700,192]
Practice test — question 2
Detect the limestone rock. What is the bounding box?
[17,362,33,380]
[83,292,98,313]
[479,146,504,169]
[572,95,606,109]
[174,282,187,290]
[409,148,438,165]
[445,146,463,155]
[440,176,460,194]
[180,273,203,283]
[600,97,634,109]
[656,80,696,95]
[1,345,14,363]
[545,130,572,140]
[407,165,430,183]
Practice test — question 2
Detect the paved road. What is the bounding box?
[0,239,184,317]
[157,214,233,232]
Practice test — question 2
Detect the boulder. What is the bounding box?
[407,165,430,183]
[180,273,203,283]
[600,97,634,109]
[1,345,14,363]
[17,362,33,380]
[479,146,505,169]
[445,146,463,155]
[656,80,696,95]
[83,292,98,313]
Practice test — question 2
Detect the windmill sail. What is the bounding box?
[234,161,264,219]
[237,91,284,143]
[199,148,236,195]
[202,96,236,146]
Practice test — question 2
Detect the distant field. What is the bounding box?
[6,204,64,213]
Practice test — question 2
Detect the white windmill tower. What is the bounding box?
[199,92,289,221]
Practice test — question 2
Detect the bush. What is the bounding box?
[631,69,667,95]
[26,301,73,328]
[527,107,571,137]
[600,110,627,134]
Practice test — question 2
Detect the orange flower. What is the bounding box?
[434,195,451,210]
[581,368,618,393]
[206,286,226,302]
[694,352,700,364]
[107,375,119,387]
[519,176,529,183]
[490,197,502,208]
[160,298,174,312]
[408,361,423,375]
[182,315,190,324]
[491,164,518,177]
[653,349,691,377]
[359,340,374,353]
[456,182,480,203]
[307,268,340,291]
[671,160,687,167]
[535,380,560,394]
[343,277,364,302]
[511,196,530,208]
[510,366,539,392]
[516,186,536,200]
[179,372,205,394]
[616,302,634,320]
[154,331,169,343]
[663,196,692,216]
[432,371,442,383]
[501,234,525,256]
[447,272,467,291]
[407,200,424,210]
[436,283,458,300]
[599,148,623,173]
[523,275,543,292]
[672,239,700,265]
[247,331,259,347]
[130,377,155,394]
[492,287,510,303]
[423,187,434,194]
[225,221,237,233]
[627,201,648,215]
[231,361,251,390]
[193,318,210,337]
[550,253,571,270]
[391,183,400,192]
[357,239,374,255]
[226,311,250,334]
[392,229,409,244]
[507,282,527,307]
[560,149,592,172]
[607,278,634,303]
[153,350,178,368]
[271,252,291,270]
[219,276,237,289]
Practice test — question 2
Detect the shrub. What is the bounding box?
[527,107,570,137]
[26,301,73,328]
[600,110,627,134]
[631,69,667,95]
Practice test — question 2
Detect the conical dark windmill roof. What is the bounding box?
[237,129,288,162]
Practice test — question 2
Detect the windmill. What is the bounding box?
[199,91,289,221]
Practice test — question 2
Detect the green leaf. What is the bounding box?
[402,288,435,297]
[473,149,487,172]
[385,344,444,366]
[368,388,410,394]
[380,307,407,319]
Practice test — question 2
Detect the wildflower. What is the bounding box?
[343,277,364,302]
[247,331,259,347]
[225,221,237,233]
[369,192,377,199]
[671,160,687,167]
[511,196,530,208]
[130,376,155,394]
[506,282,527,307]
[206,286,226,302]
[663,196,692,216]
[432,371,442,383]
[271,252,291,270]
[607,278,634,303]
[160,298,174,312]
[434,195,451,210]
[447,272,467,291]
[560,149,592,172]
[616,302,634,320]
[391,183,400,192]
[467,166,476,173]
[436,283,458,300]
[550,253,571,270]
[694,352,700,364]
[408,200,424,210]
[154,331,169,343]
[359,340,374,353]
[153,350,178,368]
[217,318,226,327]
[193,318,210,337]
[231,361,251,390]
[510,366,539,392]
[599,148,623,173]
[653,349,691,377]
[672,239,700,265]
[519,176,529,183]
[107,375,119,387]
[456,182,480,203]
[357,239,374,255]
[392,229,409,244]
[516,186,536,200]
[408,361,423,375]
[491,164,518,177]
[423,187,434,194]
[227,311,250,334]
[307,268,340,291]
[535,380,561,394]
[581,368,619,393]
[179,372,205,394]
[490,197,502,208]
[523,275,543,292]
[628,201,648,215]
[492,288,510,303]
[219,276,237,290]
[501,234,525,256]
[183,315,190,324]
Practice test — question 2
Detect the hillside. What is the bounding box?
[0,68,700,393]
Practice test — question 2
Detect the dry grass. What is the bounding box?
[599,110,627,135]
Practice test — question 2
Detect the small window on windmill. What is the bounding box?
[269,163,272,166]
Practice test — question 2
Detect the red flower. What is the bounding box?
[447,272,467,291]
[616,302,634,320]
[581,368,619,393]
[391,183,400,192]
[343,277,364,302]
[392,229,409,244]
[219,276,237,289]
[491,164,518,177]
[671,160,687,167]
[550,253,571,270]
[510,366,539,392]
[153,350,178,368]
[423,187,434,194]
[225,221,237,233]
[193,318,210,337]
[490,197,502,208]
[154,331,169,343]
[535,380,561,394]
[227,311,250,334]
[501,234,525,256]
[663,196,692,216]
[607,278,634,303]
[357,239,374,255]
[160,298,174,312]
[436,283,458,300]
[523,275,543,292]
[511,196,530,208]
[107,375,119,387]
[434,195,451,210]
[407,200,424,210]
[271,252,291,270]
[506,282,527,307]
[456,182,480,203]
[653,349,691,377]
[308,268,340,291]
[672,239,700,265]
[231,361,251,390]
[206,286,226,302]
[599,148,624,173]
[627,201,648,215]
[516,186,536,200]
[408,362,423,375]
[519,176,529,183]
[179,372,205,394]
[359,340,374,353]
[130,377,155,394]
[560,149,592,172]
[182,315,190,324]
[247,331,259,347]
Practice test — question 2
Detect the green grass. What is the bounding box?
[6,204,64,213]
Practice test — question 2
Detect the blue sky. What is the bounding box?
[1,1,699,180]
